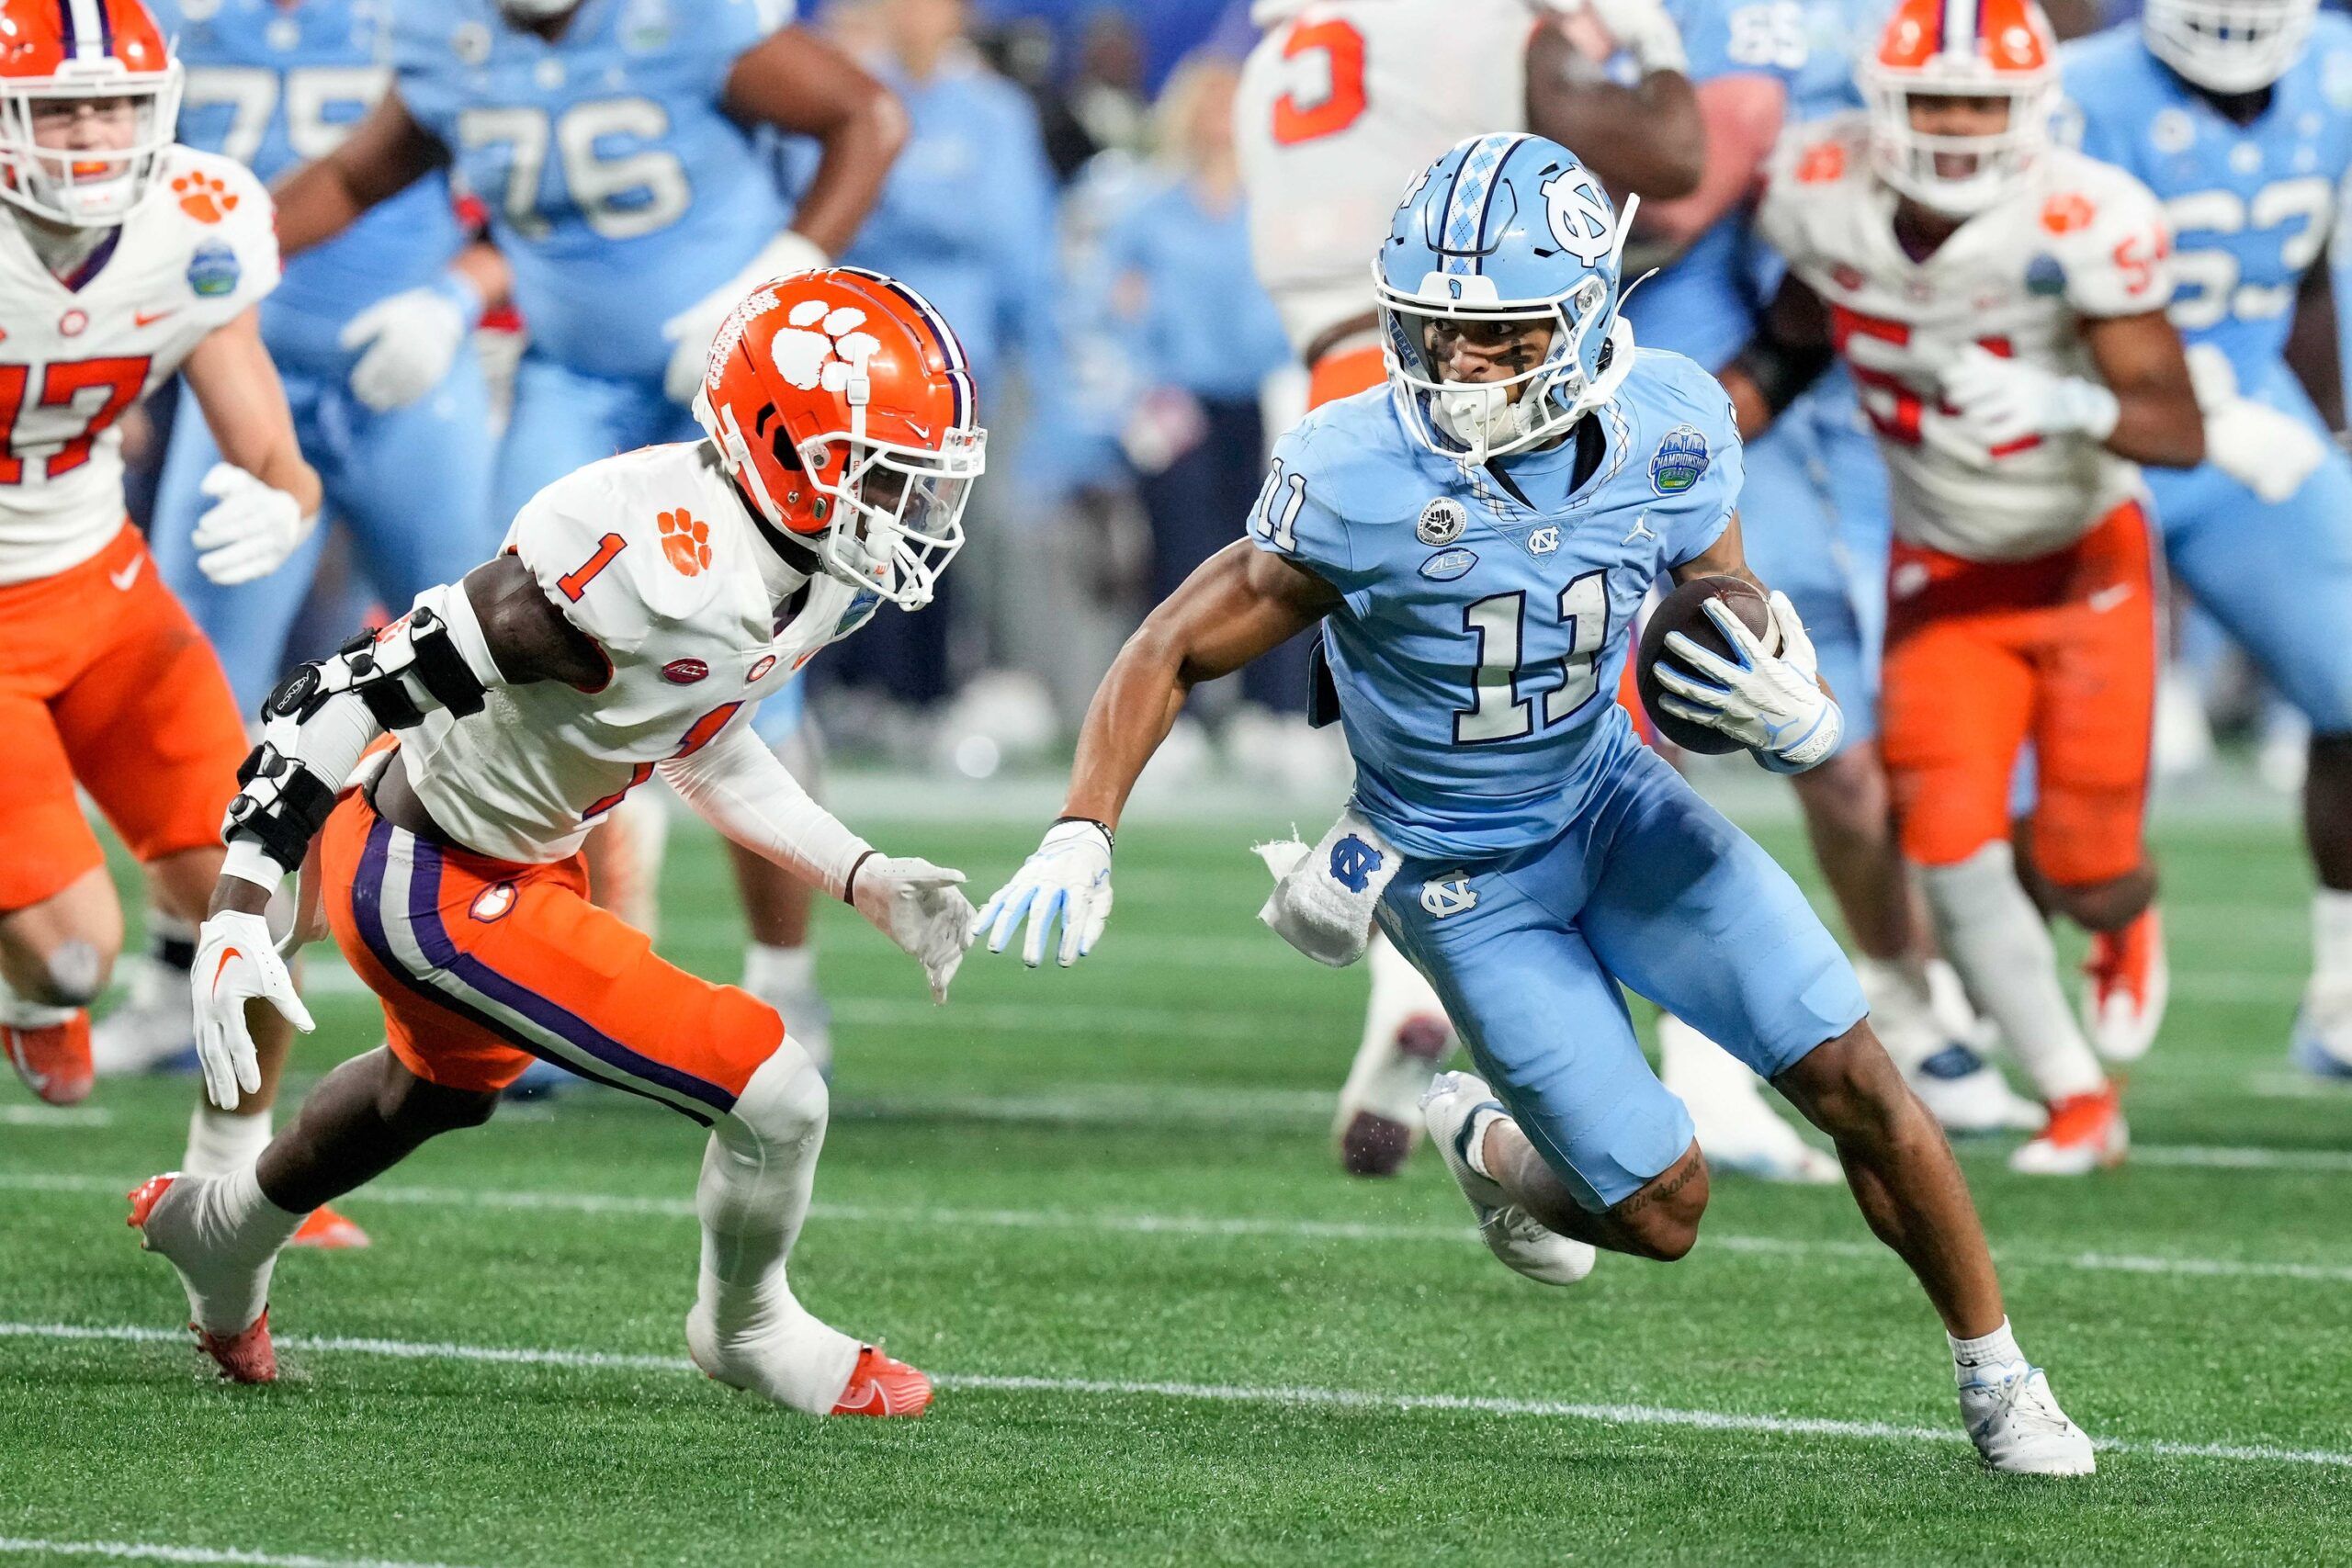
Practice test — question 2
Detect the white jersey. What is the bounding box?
[1756,114,2173,562]
[1235,0,1552,356]
[0,147,277,584]
[399,442,883,865]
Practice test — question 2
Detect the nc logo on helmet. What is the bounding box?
[1541,171,1616,267]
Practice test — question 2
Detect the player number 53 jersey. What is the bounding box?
[397,440,880,865]
[1756,113,2173,561]
[0,147,277,585]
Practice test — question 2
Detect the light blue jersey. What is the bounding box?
[391,0,793,387]
[160,0,468,378]
[2065,20,2352,732]
[148,0,494,713]
[1253,353,1741,861]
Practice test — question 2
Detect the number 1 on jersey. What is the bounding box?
[558,533,627,602]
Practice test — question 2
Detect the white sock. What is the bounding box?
[1948,1316,2027,1382]
[0,972,77,1028]
[742,942,817,998]
[1920,845,2104,1103]
[172,1165,305,1334]
[185,1102,273,1178]
[689,1042,859,1413]
[2312,890,2352,990]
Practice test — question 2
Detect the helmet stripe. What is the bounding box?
[1439,133,1523,276]
[867,271,978,434]
[1942,0,1974,55]
[62,0,107,61]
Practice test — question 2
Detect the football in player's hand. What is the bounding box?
[1636,575,1776,755]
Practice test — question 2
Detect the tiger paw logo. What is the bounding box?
[172,172,239,224]
[2041,191,2095,235]
[771,299,883,393]
[658,508,711,576]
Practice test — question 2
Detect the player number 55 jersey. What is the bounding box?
[1757,113,2173,561]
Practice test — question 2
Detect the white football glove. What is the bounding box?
[974,819,1114,968]
[1939,344,2120,451]
[2186,343,2327,504]
[852,855,978,1004]
[1652,591,1844,773]
[337,277,477,412]
[659,228,829,406]
[191,908,315,1111]
[1576,0,1689,72]
[191,464,316,586]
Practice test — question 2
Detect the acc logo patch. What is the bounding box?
[747,654,777,682]
[1419,547,1477,581]
[662,658,708,684]
[1648,425,1709,496]
[469,882,517,924]
[187,238,240,298]
[1417,497,1467,546]
[1329,834,1384,894]
[1419,872,1477,919]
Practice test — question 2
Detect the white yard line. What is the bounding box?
[0,1107,110,1127]
[0,1538,479,1568]
[3,1320,2344,1471]
[7,1169,2347,1284]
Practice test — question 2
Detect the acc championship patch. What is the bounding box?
[187,239,240,299]
[1417,497,1467,546]
[2024,254,2068,298]
[1419,547,1477,581]
[1648,424,1708,496]
[833,588,882,638]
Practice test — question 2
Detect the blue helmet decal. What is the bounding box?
[1373,135,1636,463]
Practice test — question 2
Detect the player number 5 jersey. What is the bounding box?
[1756,112,2173,561]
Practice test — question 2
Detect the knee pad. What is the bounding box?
[29,938,108,1009]
[724,1034,830,1153]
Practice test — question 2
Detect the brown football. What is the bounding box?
[1635,576,1773,756]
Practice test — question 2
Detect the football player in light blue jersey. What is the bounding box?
[267,0,908,1072]
[96,0,505,1103]
[975,134,2094,1476]
[2064,0,2352,1077]
[1625,0,2033,1140]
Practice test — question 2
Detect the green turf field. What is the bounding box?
[5,788,2350,1566]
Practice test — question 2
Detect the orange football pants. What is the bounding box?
[1880,501,2157,887]
[320,784,785,1121]
[0,525,250,911]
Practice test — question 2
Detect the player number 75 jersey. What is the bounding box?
[1756,112,2174,562]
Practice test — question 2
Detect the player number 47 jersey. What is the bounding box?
[1756,112,2174,562]
[396,440,880,865]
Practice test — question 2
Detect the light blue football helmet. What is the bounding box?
[1374,134,1638,462]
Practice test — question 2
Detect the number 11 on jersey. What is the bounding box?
[1455,570,1608,744]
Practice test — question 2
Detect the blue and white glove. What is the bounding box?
[974,819,1114,968]
[1653,591,1843,774]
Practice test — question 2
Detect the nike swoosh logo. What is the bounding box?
[210,948,242,996]
[2087,584,2133,614]
[834,1379,887,1415]
[108,556,141,591]
[134,308,176,328]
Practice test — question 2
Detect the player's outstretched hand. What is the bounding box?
[191,464,315,586]
[852,856,978,1004]
[974,820,1114,969]
[338,281,472,412]
[191,909,315,1111]
[1653,591,1843,774]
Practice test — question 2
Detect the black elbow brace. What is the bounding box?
[263,602,491,731]
[1731,335,1835,422]
[222,742,339,869]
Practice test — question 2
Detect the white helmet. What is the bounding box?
[1860,0,2060,219]
[2143,0,2318,94]
[0,0,183,229]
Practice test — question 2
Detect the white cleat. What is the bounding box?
[1960,1361,2096,1475]
[1909,1043,2047,1135]
[1657,1014,1840,1185]
[2290,983,2352,1080]
[1331,934,1456,1177]
[91,957,198,1077]
[1420,1071,1596,1287]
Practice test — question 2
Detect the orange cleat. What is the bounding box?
[127,1174,277,1383]
[2083,908,2166,1064]
[5,1010,92,1105]
[288,1206,370,1250]
[830,1346,932,1417]
[2007,1085,2128,1177]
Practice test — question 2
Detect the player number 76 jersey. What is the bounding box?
[1756,112,2174,562]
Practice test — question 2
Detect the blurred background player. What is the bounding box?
[0,1,337,1188]
[1739,0,2205,1173]
[2063,0,2352,1079]
[1233,0,1709,1179]
[96,0,506,1145]
[266,0,907,1078]
[135,267,981,1412]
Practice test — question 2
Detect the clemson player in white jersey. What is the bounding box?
[1728,0,2205,1173]
[0,0,327,1138]
[130,268,979,1416]
[1237,0,1710,1176]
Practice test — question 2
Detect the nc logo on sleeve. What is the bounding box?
[1420,872,1478,918]
[1329,834,1384,893]
[1648,425,1709,496]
